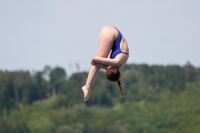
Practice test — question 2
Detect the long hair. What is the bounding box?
[105,70,125,101]
[117,80,125,101]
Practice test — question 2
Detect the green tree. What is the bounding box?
[50,67,67,98]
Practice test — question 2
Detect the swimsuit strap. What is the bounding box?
[110,27,129,58]
[121,52,129,56]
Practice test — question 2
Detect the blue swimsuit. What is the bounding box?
[110,28,129,59]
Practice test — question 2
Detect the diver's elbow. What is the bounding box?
[113,60,123,68]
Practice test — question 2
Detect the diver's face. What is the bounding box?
[106,66,118,74]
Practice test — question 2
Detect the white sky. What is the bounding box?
[0,0,200,75]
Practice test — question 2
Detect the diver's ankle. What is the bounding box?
[84,84,91,89]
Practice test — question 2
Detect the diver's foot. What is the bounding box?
[82,85,92,102]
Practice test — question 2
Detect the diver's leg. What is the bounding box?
[82,63,101,101]
[82,26,115,101]
[97,26,115,57]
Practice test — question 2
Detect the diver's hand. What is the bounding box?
[91,58,96,65]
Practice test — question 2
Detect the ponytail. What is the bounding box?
[118,80,125,101]
[105,69,124,101]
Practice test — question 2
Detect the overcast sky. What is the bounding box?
[1,0,200,75]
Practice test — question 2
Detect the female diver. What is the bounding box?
[82,26,129,101]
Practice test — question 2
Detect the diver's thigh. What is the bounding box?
[97,36,113,57]
[97,43,111,57]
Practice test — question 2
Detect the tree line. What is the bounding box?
[0,62,200,133]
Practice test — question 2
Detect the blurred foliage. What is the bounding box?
[0,62,200,133]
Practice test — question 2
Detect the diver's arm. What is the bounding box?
[92,56,122,68]
[91,58,108,70]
